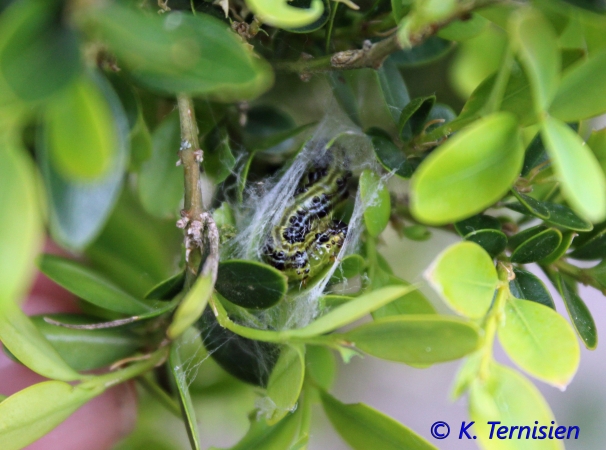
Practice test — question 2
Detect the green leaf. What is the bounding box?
[508,225,546,249]
[342,315,481,364]
[0,136,42,302]
[510,9,560,111]
[509,189,550,220]
[588,127,606,175]
[543,202,592,232]
[329,72,361,126]
[31,314,143,371]
[454,214,501,235]
[169,343,201,450]
[45,76,117,180]
[0,380,103,450]
[509,268,555,310]
[292,285,415,338]
[426,241,498,318]
[389,36,454,68]
[498,298,579,388]
[306,345,336,390]
[541,230,575,264]
[510,227,562,264]
[554,273,597,349]
[329,254,366,284]
[464,229,507,258]
[0,303,82,381]
[0,1,81,102]
[367,128,413,178]
[129,114,153,172]
[38,254,152,315]
[287,0,330,33]
[215,260,287,309]
[138,112,184,218]
[437,14,488,41]
[213,412,300,450]
[376,58,410,123]
[198,306,279,386]
[86,5,273,101]
[167,274,213,340]
[266,344,305,425]
[521,133,549,177]
[145,271,186,300]
[562,0,606,13]
[360,169,391,237]
[320,390,437,450]
[203,126,236,184]
[372,275,436,318]
[397,95,435,140]
[541,116,606,222]
[410,112,523,225]
[469,364,561,450]
[38,72,129,250]
[569,227,606,259]
[246,0,324,28]
[550,49,606,121]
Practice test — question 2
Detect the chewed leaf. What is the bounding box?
[426,241,498,318]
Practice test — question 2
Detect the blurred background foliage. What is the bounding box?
[2,0,606,449]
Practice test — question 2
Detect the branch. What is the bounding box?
[273,0,507,75]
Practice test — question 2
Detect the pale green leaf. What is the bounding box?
[426,241,498,318]
[498,298,579,388]
[541,116,606,222]
[360,170,391,237]
[167,274,213,339]
[410,112,523,224]
[266,344,305,425]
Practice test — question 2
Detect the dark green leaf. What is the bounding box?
[562,0,606,13]
[320,390,437,450]
[521,133,549,177]
[367,127,413,178]
[454,214,501,236]
[541,230,575,264]
[145,271,186,300]
[38,72,129,250]
[31,314,142,371]
[0,1,81,102]
[554,273,597,349]
[389,36,454,68]
[508,225,548,249]
[570,227,606,259]
[464,229,507,257]
[376,58,410,123]
[38,255,152,315]
[203,126,236,183]
[401,224,431,241]
[397,95,435,140]
[510,268,555,309]
[198,307,279,386]
[215,260,288,309]
[138,112,183,218]
[86,5,273,101]
[510,227,562,264]
[328,71,361,126]
[342,316,481,364]
[544,202,593,231]
[509,189,550,220]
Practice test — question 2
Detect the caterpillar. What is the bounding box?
[262,154,351,282]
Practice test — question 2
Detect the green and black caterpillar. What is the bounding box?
[262,153,352,282]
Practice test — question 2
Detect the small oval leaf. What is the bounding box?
[266,344,305,425]
[510,227,562,264]
[215,260,287,309]
[509,269,555,310]
[360,169,391,237]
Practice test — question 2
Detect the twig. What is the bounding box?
[273,0,506,76]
